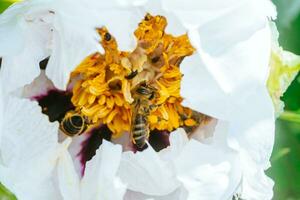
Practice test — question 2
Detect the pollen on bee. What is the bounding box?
[69,14,206,139]
[184,119,197,127]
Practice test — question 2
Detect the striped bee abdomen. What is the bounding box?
[60,111,86,137]
[131,83,157,149]
[132,113,149,148]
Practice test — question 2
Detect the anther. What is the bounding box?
[151,56,160,63]
[104,33,112,41]
[125,70,138,79]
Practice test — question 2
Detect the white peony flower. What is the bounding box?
[0,0,281,200]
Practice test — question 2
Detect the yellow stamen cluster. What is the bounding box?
[70,14,199,138]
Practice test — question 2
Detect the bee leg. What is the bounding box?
[149,104,158,111]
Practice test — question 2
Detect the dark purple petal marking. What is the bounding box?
[34,90,74,122]
[39,57,49,70]
[132,130,170,152]
[78,125,112,176]
[148,130,170,152]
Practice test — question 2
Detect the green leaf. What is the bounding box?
[0,183,17,200]
[280,111,300,123]
[0,0,18,14]
[267,119,300,200]
[272,0,300,29]
[271,147,291,162]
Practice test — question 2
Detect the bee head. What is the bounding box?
[135,84,157,100]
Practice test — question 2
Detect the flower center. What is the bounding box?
[68,14,208,147]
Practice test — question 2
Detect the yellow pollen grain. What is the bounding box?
[184,119,197,127]
[148,115,158,124]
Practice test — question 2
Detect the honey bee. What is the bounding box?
[131,83,156,149]
[60,111,87,137]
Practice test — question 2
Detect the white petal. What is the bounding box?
[45,20,98,89]
[174,12,276,198]
[159,129,189,162]
[57,140,80,200]
[0,95,63,200]
[57,139,126,200]
[181,24,272,120]
[124,188,187,200]
[240,152,274,200]
[66,132,90,177]
[0,0,101,90]
[167,127,241,200]
[229,88,275,167]
[81,140,125,200]
[0,56,40,94]
[0,18,52,93]
[20,70,55,98]
[0,3,25,56]
[163,0,275,55]
[0,1,53,93]
[118,144,180,196]
[228,87,275,199]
